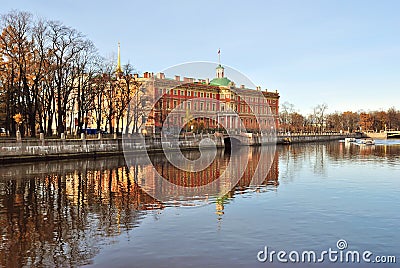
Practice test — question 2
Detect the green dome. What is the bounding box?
[209,77,231,87]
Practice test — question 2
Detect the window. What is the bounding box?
[212,103,216,111]
[174,90,177,95]
[173,100,177,108]
[206,93,209,98]
[194,91,197,97]
[200,92,204,97]
[181,90,184,96]
[200,102,204,110]
[187,102,191,110]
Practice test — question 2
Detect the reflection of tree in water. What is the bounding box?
[279,145,306,183]
[326,140,400,167]
[0,162,162,267]
[279,141,400,184]
[311,144,327,176]
[278,143,328,183]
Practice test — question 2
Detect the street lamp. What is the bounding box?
[13,113,23,141]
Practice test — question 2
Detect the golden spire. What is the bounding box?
[116,42,122,74]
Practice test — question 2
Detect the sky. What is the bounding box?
[2,0,400,114]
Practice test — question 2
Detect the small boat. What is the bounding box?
[357,138,375,145]
[282,137,291,144]
[344,137,356,143]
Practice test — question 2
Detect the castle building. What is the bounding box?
[136,63,280,134]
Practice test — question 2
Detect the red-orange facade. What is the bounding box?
[139,71,280,134]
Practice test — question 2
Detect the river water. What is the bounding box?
[0,141,399,267]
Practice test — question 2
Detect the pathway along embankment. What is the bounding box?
[0,133,354,164]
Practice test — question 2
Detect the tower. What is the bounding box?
[116,42,123,75]
[210,48,232,87]
[216,64,224,78]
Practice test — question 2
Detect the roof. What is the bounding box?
[209,77,232,87]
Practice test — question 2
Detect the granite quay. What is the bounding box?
[0,132,355,164]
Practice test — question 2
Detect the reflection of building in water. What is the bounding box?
[151,150,227,187]
[214,148,279,218]
[144,148,279,204]
[235,147,279,189]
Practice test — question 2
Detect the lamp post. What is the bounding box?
[13,113,23,141]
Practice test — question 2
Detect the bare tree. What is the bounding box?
[313,104,328,132]
[279,101,294,132]
[73,40,98,134]
[92,73,107,132]
[387,107,399,130]
[47,20,87,136]
[99,59,118,134]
